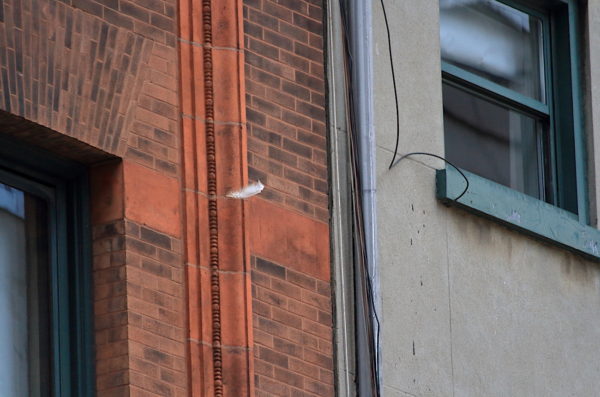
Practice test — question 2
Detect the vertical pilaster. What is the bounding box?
[178,0,254,395]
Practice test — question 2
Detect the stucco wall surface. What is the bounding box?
[373,1,600,396]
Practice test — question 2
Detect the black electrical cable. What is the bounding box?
[390,152,470,201]
[378,0,469,202]
[364,247,381,390]
[338,3,467,395]
[338,0,381,395]
[380,0,401,170]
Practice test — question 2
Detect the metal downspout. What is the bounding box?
[349,0,381,394]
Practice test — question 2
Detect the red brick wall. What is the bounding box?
[244,0,328,221]
[91,159,187,396]
[178,0,255,395]
[123,220,187,396]
[92,218,130,394]
[1,0,333,395]
[0,0,179,176]
[0,0,185,396]
[252,256,334,396]
[243,1,334,396]
[93,217,187,396]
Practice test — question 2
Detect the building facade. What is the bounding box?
[0,0,332,396]
[361,0,600,396]
[3,0,600,396]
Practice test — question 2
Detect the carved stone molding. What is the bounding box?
[178,0,253,395]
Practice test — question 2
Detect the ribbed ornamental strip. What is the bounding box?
[201,1,224,395]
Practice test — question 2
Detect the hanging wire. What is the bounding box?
[337,1,468,395]
[378,0,469,202]
[338,0,381,395]
[379,0,401,170]
[390,152,470,201]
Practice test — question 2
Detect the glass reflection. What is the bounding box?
[0,183,51,396]
[440,0,545,101]
[443,83,545,198]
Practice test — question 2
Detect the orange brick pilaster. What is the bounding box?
[178,0,254,396]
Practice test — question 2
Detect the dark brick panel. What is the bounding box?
[0,0,179,176]
[244,0,329,222]
[251,256,334,397]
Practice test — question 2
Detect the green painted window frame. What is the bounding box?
[438,0,593,257]
[0,134,94,396]
[437,168,600,259]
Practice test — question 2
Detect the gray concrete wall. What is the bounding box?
[372,2,600,396]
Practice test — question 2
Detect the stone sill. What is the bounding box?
[436,168,600,260]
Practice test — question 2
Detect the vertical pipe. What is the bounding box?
[326,0,357,394]
[349,0,381,393]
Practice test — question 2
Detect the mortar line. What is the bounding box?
[185,262,248,275]
[181,113,244,126]
[177,37,241,52]
[188,338,250,350]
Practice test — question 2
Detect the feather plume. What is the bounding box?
[226,180,265,199]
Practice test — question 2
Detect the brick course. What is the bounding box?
[244,1,334,395]
[93,219,129,396]
[244,0,328,222]
[0,0,179,174]
[252,256,334,396]
[93,216,187,396]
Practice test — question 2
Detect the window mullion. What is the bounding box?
[442,62,549,116]
[542,6,558,206]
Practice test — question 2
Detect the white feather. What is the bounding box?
[226,180,265,199]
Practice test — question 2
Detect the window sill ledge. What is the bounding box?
[436,168,600,260]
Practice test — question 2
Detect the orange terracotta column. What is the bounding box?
[178,0,254,396]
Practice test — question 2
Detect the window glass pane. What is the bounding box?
[0,183,51,397]
[443,83,545,198]
[440,0,545,101]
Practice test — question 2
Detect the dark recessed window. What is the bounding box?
[0,136,94,396]
[0,183,52,396]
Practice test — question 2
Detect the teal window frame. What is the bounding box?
[437,0,600,258]
[0,134,94,396]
